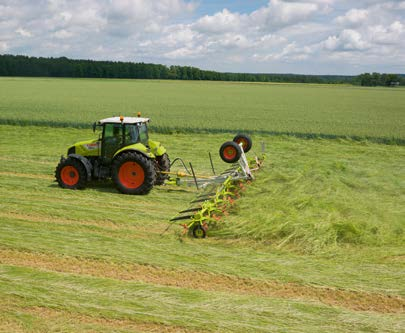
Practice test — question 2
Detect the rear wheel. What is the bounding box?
[233,134,252,153]
[155,153,170,185]
[112,152,156,195]
[55,157,87,189]
[219,141,242,163]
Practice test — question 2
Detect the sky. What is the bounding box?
[1,0,405,75]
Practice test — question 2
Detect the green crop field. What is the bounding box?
[0,77,404,332]
[1,77,405,143]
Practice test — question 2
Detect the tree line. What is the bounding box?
[0,54,403,86]
[353,72,404,87]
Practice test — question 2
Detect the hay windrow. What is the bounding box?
[1,248,403,314]
[0,299,202,333]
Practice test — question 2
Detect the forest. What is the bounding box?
[0,54,403,86]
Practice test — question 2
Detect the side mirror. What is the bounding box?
[92,122,96,133]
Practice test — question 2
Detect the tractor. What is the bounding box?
[55,115,170,195]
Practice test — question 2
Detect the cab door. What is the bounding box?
[102,123,123,159]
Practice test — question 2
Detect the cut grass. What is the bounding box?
[1,248,403,313]
[1,265,404,333]
[215,138,405,251]
[1,299,199,333]
[0,125,404,331]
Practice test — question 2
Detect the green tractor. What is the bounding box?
[55,115,170,195]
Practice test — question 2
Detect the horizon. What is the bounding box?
[4,53,405,77]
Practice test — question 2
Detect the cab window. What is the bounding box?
[124,124,139,145]
[138,123,148,145]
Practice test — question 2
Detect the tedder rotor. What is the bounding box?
[165,133,265,238]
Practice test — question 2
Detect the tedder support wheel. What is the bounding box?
[219,141,242,163]
[155,153,170,185]
[55,157,87,190]
[112,151,156,195]
[233,134,252,153]
[192,224,207,238]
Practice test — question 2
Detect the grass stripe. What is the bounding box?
[1,265,404,333]
[0,248,403,313]
[1,295,201,333]
[0,215,404,296]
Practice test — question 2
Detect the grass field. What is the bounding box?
[0,77,404,332]
[0,77,405,143]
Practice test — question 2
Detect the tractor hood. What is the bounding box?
[68,139,100,157]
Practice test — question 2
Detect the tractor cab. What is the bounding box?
[95,116,150,159]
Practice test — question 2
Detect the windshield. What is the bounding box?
[138,123,148,145]
[124,124,139,145]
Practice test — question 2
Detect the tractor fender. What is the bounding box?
[148,140,167,157]
[113,148,153,161]
[113,143,155,160]
[67,154,93,181]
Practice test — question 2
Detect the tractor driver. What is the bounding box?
[126,124,139,144]
[112,125,122,146]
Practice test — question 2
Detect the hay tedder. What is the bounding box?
[55,115,264,238]
[165,134,264,238]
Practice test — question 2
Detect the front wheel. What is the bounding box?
[55,157,87,189]
[112,152,156,195]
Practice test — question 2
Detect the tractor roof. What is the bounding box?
[98,116,150,124]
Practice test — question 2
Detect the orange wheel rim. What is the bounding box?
[236,138,248,150]
[223,146,237,160]
[119,161,145,189]
[61,165,79,186]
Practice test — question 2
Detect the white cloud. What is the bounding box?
[164,25,199,47]
[155,0,196,15]
[16,27,32,37]
[252,0,327,31]
[164,45,207,59]
[193,1,328,35]
[217,33,252,49]
[323,29,370,51]
[193,9,245,34]
[53,29,74,39]
[268,42,316,61]
[107,0,195,35]
[368,21,404,45]
[335,9,368,26]
[256,34,287,47]
[0,4,15,19]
